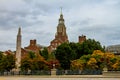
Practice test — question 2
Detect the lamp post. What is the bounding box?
[103,52,108,72]
[51,50,57,76]
[52,50,56,69]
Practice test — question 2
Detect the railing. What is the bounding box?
[0,70,51,76]
[0,69,103,76]
[56,69,102,75]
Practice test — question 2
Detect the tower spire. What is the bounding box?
[56,8,68,41]
[60,7,62,15]
[59,7,64,24]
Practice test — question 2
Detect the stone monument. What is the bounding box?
[51,63,57,76]
[15,27,22,71]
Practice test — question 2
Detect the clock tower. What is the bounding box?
[55,10,68,42]
[48,9,69,53]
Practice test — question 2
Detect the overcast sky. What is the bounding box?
[0,0,120,51]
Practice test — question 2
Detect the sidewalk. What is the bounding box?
[0,75,120,78]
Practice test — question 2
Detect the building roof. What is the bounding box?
[106,44,120,55]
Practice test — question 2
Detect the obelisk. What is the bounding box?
[16,27,22,71]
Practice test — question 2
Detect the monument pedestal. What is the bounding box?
[103,67,108,72]
[51,69,57,76]
[11,68,20,75]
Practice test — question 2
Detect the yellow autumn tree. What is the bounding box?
[92,50,117,70]
[21,51,49,71]
[112,56,120,70]
[92,50,104,56]
[71,59,85,70]
[71,50,120,71]
[92,50,104,62]
[104,52,116,70]
[87,58,98,69]
[91,50,105,69]
[71,54,91,70]
[105,52,115,59]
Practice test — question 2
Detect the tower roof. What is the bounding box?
[60,7,62,15]
[59,7,64,22]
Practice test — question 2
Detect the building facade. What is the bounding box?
[106,45,120,56]
[79,35,86,43]
[24,39,42,54]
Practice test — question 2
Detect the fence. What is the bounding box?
[0,69,102,76]
[56,69,102,75]
[0,70,51,76]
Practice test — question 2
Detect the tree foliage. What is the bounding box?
[80,39,104,55]
[71,50,120,71]
[112,56,120,70]
[55,43,74,69]
[55,38,104,70]
[0,53,15,71]
[40,48,48,60]
[21,51,49,71]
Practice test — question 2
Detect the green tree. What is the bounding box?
[40,48,48,60]
[80,39,104,55]
[0,54,15,71]
[55,43,75,69]
[55,38,104,70]
[21,56,31,71]
[0,52,4,71]
[31,58,48,70]
[0,51,3,60]
[28,51,36,59]
[69,42,82,59]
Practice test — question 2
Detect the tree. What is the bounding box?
[71,59,86,70]
[71,50,120,71]
[0,52,4,71]
[87,58,98,69]
[40,48,48,60]
[69,42,82,59]
[30,58,48,70]
[55,43,75,69]
[91,50,105,69]
[0,54,15,71]
[104,52,116,70]
[55,38,104,70]
[21,56,31,71]
[47,51,60,69]
[80,39,104,55]
[71,54,91,70]
[112,56,120,70]
[0,51,3,60]
[21,52,49,71]
[28,51,36,59]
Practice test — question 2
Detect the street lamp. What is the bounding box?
[103,52,108,72]
[52,50,56,69]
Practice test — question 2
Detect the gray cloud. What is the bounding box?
[0,0,120,51]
